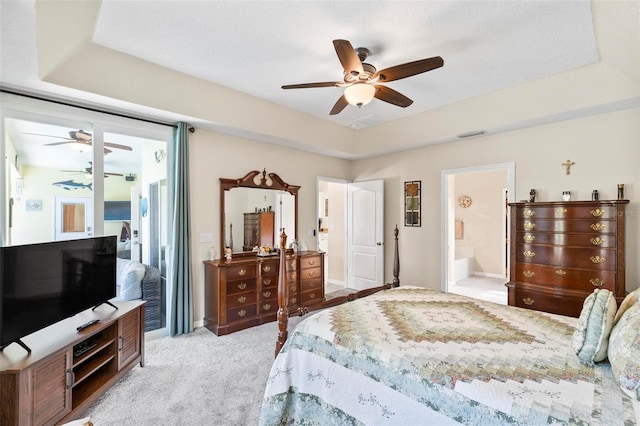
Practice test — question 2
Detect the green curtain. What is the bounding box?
[170,122,193,336]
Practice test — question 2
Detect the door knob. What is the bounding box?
[376,242,383,246]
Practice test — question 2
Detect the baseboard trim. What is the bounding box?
[473,271,507,279]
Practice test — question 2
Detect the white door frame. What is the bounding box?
[440,162,515,292]
[54,196,93,241]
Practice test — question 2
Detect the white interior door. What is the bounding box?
[347,179,384,290]
[54,196,93,241]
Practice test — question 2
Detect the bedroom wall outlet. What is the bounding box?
[199,232,213,243]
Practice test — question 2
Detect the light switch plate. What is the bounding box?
[199,232,213,243]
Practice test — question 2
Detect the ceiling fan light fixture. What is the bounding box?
[69,141,92,152]
[344,83,376,107]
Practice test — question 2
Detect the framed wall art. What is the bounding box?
[404,180,421,227]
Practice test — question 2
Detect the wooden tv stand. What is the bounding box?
[0,300,145,425]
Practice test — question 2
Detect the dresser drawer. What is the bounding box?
[514,205,619,220]
[259,300,277,314]
[516,219,615,233]
[226,291,257,309]
[285,258,297,271]
[226,264,256,280]
[300,266,321,281]
[514,232,616,248]
[227,305,256,321]
[226,278,256,294]
[515,244,615,270]
[515,263,616,292]
[300,255,322,270]
[260,261,278,275]
[301,289,323,304]
[301,277,323,292]
[513,285,585,317]
[260,275,277,288]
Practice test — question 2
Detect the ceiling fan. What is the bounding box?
[282,39,444,115]
[24,130,133,154]
[62,162,123,178]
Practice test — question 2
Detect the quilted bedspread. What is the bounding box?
[259,287,640,425]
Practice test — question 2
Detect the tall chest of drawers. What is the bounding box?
[204,251,324,335]
[507,200,628,317]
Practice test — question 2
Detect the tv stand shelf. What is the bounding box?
[0,300,144,426]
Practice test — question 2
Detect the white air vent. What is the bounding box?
[457,130,487,139]
[351,115,383,128]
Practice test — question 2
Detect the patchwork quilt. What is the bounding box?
[259,287,639,425]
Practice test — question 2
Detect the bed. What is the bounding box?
[260,231,640,425]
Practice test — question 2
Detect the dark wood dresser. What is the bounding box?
[203,251,324,335]
[507,200,628,317]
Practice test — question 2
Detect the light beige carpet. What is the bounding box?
[84,317,302,425]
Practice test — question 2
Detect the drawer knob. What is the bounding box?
[290,297,297,304]
[523,250,535,258]
[263,266,271,272]
[555,208,567,214]
[263,304,271,311]
[237,283,247,290]
[523,297,535,306]
[555,269,567,275]
[524,222,536,230]
[590,223,605,231]
[309,293,316,299]
[523,270,535,278]
[263,291,271,298]
[237,309,246,317]
[590,237,605,246]
[590,256,606,264]
[292,273,297,280]
[523,210,535,218]
[590,278,605,287]
[238,269,247,276]
[308,271,314,277]
[523,234,535,243]
[288,261,296,269]
[237,296,246,303]
[308,260,315,265]
[264,278,272,285]
[590,208,607,217]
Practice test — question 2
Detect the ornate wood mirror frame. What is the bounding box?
[220,169,300,255]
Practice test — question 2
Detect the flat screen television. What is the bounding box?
[0,236,117,352]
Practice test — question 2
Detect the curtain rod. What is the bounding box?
[1,87,179,129]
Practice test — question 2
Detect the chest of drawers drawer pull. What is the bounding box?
[590,208,607,217]
[237,309,247,318]
[590,223,605,231]
[523,250,535,258]
[524,222,536,230]
[523,210,535,218]
[590,237,605,246]
[238,268,247,276]
[263,278,272,286]
[522,270,535,278]
[288,261,296,269]
[307,259,315,266]
[308,271,315,277]
[523,234,535,243]
[523,297,535,306]
[263,290,271,298]
[590,278,605,287]
[556,208,567,214]
[555,269,567,275]
[237,296,247,304]
[290,297,297,304]
[309,293,316,299]
[263,303,271,311]
[237,282,247,290]
[263,265,272,273]
[590,256,605,264]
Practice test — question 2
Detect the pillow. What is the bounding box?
[608,303,640,400]
[572,289,617,363]
[116,258,145,300]
[613,287,640,326]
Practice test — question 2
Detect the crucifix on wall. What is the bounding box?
[562,159,575,175]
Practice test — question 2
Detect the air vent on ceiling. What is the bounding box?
[457,130,487,139]
[351,115,383,129]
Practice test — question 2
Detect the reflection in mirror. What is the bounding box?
[220,170,300,255]
[224,188,294,252]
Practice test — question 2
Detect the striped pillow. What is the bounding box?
[608,303,640,400]
[572,289,617,364]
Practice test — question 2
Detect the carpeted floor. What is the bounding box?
[84,316,302,425]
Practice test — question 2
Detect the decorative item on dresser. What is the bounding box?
[243,211,275,251]
[203,251,324,335]
[507,199,629,317]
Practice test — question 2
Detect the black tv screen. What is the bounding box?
[0,236,117,350]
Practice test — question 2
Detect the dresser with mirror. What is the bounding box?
[203,169,324,335]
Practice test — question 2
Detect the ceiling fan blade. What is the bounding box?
[374,56,444,82]
[104,142,133,151]
[333,39,364,77]
[45,141,74,146]
[329,95,349,115]
[373,85,414,107]
[282,82,342,89]
[104,172,123,177]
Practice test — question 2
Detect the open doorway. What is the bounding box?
[317,177,348,295]
[441,162,514,304]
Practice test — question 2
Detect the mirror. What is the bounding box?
[220,170,300,254]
